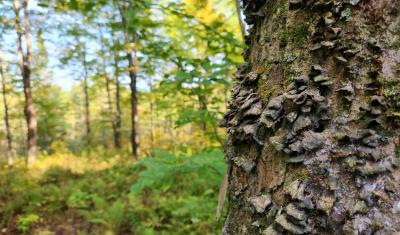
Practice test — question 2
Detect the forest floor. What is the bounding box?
[0,149,226,235]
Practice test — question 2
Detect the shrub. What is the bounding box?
[16,213,40,233]
[128,149,227,234]
[0,149,227,234]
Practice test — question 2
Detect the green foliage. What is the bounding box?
[131,149,226,194]
[383,81,400,105]
[1,0,240,156]
[39,166,80,185]
[0,150,227,234]
[128,149,226,234]
[279,32,288,48]
[38,0,108,16]
[78,199,125,233]
[17,214,40,233]
[35,85,70,153]
[1,0,237,233]
[290,25,308,46]
[67,190,93,209]
[0,167,43,228]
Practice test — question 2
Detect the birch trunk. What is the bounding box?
[13,0,37,164]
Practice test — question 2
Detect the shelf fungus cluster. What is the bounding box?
[222,0,400,234]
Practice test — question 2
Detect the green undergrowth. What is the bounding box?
[0,149,227,234]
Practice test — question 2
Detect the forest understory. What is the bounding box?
[0,0,240,234]
[0,149,227,234]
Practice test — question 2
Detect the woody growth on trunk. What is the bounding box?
[222,0,400,234]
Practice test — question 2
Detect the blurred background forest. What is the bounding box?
[0,0,243,234]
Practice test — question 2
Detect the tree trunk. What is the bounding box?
[113,44,122,149]
[117,1,139,158]
[234,0,246,39]
[198,93,208,132]
[104,64,117,145]
[82,44,91,144]
[104,68,117,148]
[149,78,155,154]
[127,46,139,158]
[0,49,14,164]
[222,1,400,234]
[13,0,37,164]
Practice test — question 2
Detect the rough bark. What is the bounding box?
[13,0,37,164]
[117,1,139,158]
[222,0,400,234]
[127,40,139,158]
[0,48,14,164]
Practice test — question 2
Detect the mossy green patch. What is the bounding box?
[279,32,288,48]
[290,25,308,47]
[383,81,400,105]
[257,77,280,104]
[283,63,299,82]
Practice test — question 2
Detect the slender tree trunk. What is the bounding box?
[234,0,246,39]
[127,42,139,158]
[222,1,400,234]
[149,100,155,152]
[167,116,174,148]
[13,0,37,164]
[117,1,139,158]
[197,90,224,146]
[0,49,14,164]
[198,92,208,132]
[104,68,117,147]
[82,45,91,145]
[149,78,155,154]
[99,30,118,149]
[113,45,122,149]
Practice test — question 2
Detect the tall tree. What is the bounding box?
[222,1,400,234]
[116,0,139,158]
[81,40,91,144]
[13,0,37,164]
[0,47,14,164]
[112,36,122,149]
